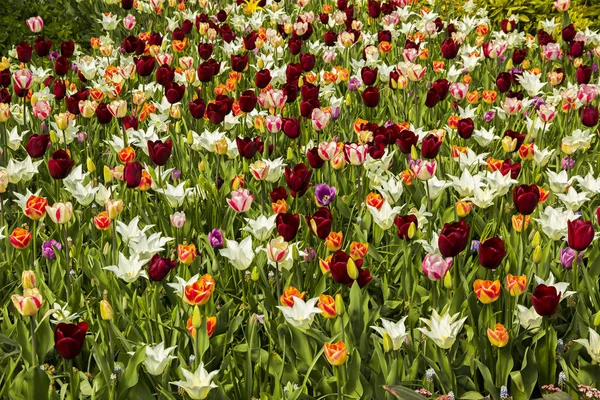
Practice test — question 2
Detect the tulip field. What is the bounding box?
[3,0,600,398]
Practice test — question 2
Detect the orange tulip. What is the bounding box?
[94,211,111,230]
[319,255,332,274]
[473,279,501,304]
[178,243,197,265]
[271,199,288,214]
[518,144,535,160]
[365,192,384,210]
[138,171,152,191]
[10,228,32,249]
[349,242,369,260]
[118,147,136,163]
[187,315,217,338]
[487,323,509,347]
[512,214,530,232]
[505,274,527,296]
[184,274,215,306]
[318,294,337,318]
[280,286,306,307]
[325,231,343,252]
[25,195,47,220]
[324,341,347,366]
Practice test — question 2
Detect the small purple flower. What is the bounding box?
[498,55,507,63]
[71,63,78,72]
[560,247,583,269]
[348,77,361,91]
[48,51,59,61]
[384,120,395,128]
[314,183,336,207]
[208,229,224,248]
[470,240,480,253]
[171,169,181,182]
[304,247,316,262]
[484,110,495,123]
[562,156,575,170]
[592,63,599,73]
[42,240,62,260]
[330,106,341,120]
[77,131,87,143]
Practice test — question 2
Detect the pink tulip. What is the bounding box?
[501,97,522,115]
[542,43,561,61]
[410,158,437,181]
[422,254,453,281]
[537,104,557,122]
[32,100,51,120]
[318,140,338,161]
[449,82,468,100]
[311,108,331,131]
[258,89,286,109]
[156,53,173,66]
[26,16,44,33]
[123,14,136,30]
[13,69,33,92]
[344,143,368,165]
[578,85,599,105]
[227,189,254,213]
[554,0,570,11]
[266,115,282,133]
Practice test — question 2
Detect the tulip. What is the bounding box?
[324,341,347,366]
[13,69,33,97]
[148,254,178,281]
[422,253,453,281]
[45,202,73,224]
[100,299,113,321]
[306,208,333,240]
[275,213,300,241]
[249,160,270,181]
[330,250,371,288]
[208,229,224,249]
[48,150,74,180]
[361,86,380,107]
[10,228,32,249]
[318,294,337,318]
[478,237,506,270]
[473,279,501,304]
[123,161,143,188]
[506,274,527,296]
[54,322,88,359]
[567,220,594,251]
[280,286,306,307]
[531,284,560,316]
[32,100,51,120]
[410,158,436,181]
[93,212,111,230]
[394,215,418,240]
[184,274,215,306]
[325,232,343,252]
[148,140,173,166]
[170,211,186,229]
[314,184,336,207]
[12,290,43,316]
[227,189,254,213]
[178,243,197,265]
[438,221,470,257]
[267,236,289,263]
[487,323,509,347]
[284,163,312,198]
[105,199,124,220]
[26,16,44,32]
[513,184,540,215]
[22,270,37,289]
[25,195,47,220]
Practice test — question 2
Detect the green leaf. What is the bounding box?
[117,345,147,397]
[383,385,429,399]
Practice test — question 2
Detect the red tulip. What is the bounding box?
[124,161,142,188]
[513,184,540,215]
[48,150,74,180]
[421,134,442,159]
[148,139,173,166]
[531,284,560,316]
[440,38,460,59]
[438,220,470,257]
[95,103,113,125]
[306,208,333,240]
[276,213,300,241]
[148,254,177,281]
[188,98,206,119]
[255,69,271,89]
[361,86,380,108]
[239,90,257,113]
[236,137,260,159]
[16,41,32,63]
[230,54,248,72]
[165,82,185,104]
[457,118,474,139]
[567,220,594,251]
[54,322,88,359]
[135,55,156,77]
[197,43,213,60]
[284,163,312,197]
[25,134,50,158]
[478,237,507,269]
[394,214,418,240]
[282,117,301,139]
[396,130,418,154]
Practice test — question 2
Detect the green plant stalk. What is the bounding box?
[30,316,37,367]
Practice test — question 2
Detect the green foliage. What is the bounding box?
[0,0,102,55]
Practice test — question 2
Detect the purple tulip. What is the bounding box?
[560,247,583,269]
[484,110,495,123]
[562,156,575,170]
[314,183,337,207]
[304,247,316,262]
[42,239,62,260]
[208,229,224,248]
[348,77,361,91]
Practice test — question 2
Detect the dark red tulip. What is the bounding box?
[0,70,10,88]
[319,13,329,24]
[123,35,144,54]
[432,79,449,100]
[255,69,271,89]
[457,118,474,139]
[198,43,213,60]
[368,1,381,18]
[65,90,89,115]
[124,161,143,188]
[577,65,592,85]
[34,36,53,57]
[25,134,50,158]
[581,105,599,127]
[284,163,312,197]
[500,158,521,179]
[216,10,228,22]
[156,64,175,86]
[512,48,526,65]
[123,116,138,131]
[421,134,442,159]
[239,90,257,113]
[54,56,70,76]
[478,237,506,270]
[440,39,460,59]
[243,32,258,51]
[324,30,338,46]
[330,250,371,288]
[236,137,260,159]
[188,98,206,119]
[537,29,555,46]
[300,99,319,118]
[531,284,560,316]
[121,0,134,9]
[95,103,113,125]
[196,61,216,82]
[48,150,74,180]
[286,63,303,82]
[276,213,300,241]
[135,56,156,77]
[148,32,163,46]
[513,184,540,215]
[396,130,418,154]
[569,41,584,58]
[562,24,576,43]
[306,147,325,169]
[394,214,418,240]
[220,24,235,43]
[54,322,88,359]
[438,220,470,257]
[504,129,526,149]
[60,41,75,58]
[300,84,319,101]
[378,30,392,43]
[300,53,316,72]
[165,82,185,104]
[283,82,299,102]
[53,79,66,101]
[270,186,287,202]
[500,19,515,33]
[230,54,248,72]
[206,102,226,124]
[361,86,380,108]
[567,220,594,252]
[282,117,301,139]
[496,72,512,93]
[148,139,173,166]
[361,67,378,86]
[425,89,441,108]
[306,207,333,240]
[16,41,32,63]
[148,254,177,281]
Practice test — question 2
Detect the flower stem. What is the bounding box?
[30,316,37,366]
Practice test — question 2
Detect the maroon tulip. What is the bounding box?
[65,90,89,115]
[48,150,74,180]
[425,89,441,108]
[531,284,560,316]
[0,70,10,88]
[206,103,226,124]
[54,322,88,359]
[283,82,299,103]
[284,163,312,197]
[54,56,70,76]
[231,54,248,72]
[306,147,325,169]
[25,134,50,158]
[330,250,371,288]
[148,32,163,46]
[301,84,319,101]
[239,90,257,113]
[581,105,599,127]
[512,48,527,65]
[504,129,526,149]
[123,116,138,131]
[438,220,470,257]
[421,134,442,159]
[440,39,460,59]
[148,139,173,166]
[368,1,381,17]
[34,36,53,57]
[135,56,156,77]
[60,41,75,58]
[396,130,418,154]
[378,30,392,43]
[300,53,316,71]
[513,184,540,215]
[148,254,177,281]
[282,117,301,139]
[198,43,213,60]
[196,61,215,82]
[165,82,185,104]
[361,67,378,86]
[569,41,584,58]
[394,214,418,240]
[270,186,287,202]
[188,98,206,119]
[478,237,506,270]
[432,79,449,100]
[53,79,66,101]
[124,161,142,188]
[361,86,380,108]
[537,29,554,46]
[500,19,515,33]
[156,64,175,86]
[276,213,300,241]
[500,159,521,179]
[562,24,576,43]
[496,72,512,93]
[236,137,260,159]
[457,118,474,139]
[324,30,338,46]
[567,220,594,251]
[95,103,113,125]
[122,0,134,9]
[306,208,333,240]
[123,35,144,55]
[576,65,592,85]
[255,69,271,89]
[16,41,32,63]
[243,32,258,51]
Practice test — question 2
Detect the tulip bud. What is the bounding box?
[100,299,114,321]
[187,130,194,145]
[103,165,113,183]
[444,270,453,289]
[410,145,418,160]
[251,266,260,281]
[22,270,37,289]
[86,157,96,173]
[345,94,351,106]
[49,130,58,143]
[407,222,416,239]
[175,120,181,133]
[335,293,345,316]
[594,311,600,327]
[531,231,541,247]
[347,258,359,280]
[382,332,394,353]
[192,305,202,329]
[286,147,294,161]
[532,245,542,264]
[211,258,219,273]
[199,160,205,171]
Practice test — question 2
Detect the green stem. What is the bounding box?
[30,316,37,366]
[573,251,579,293]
